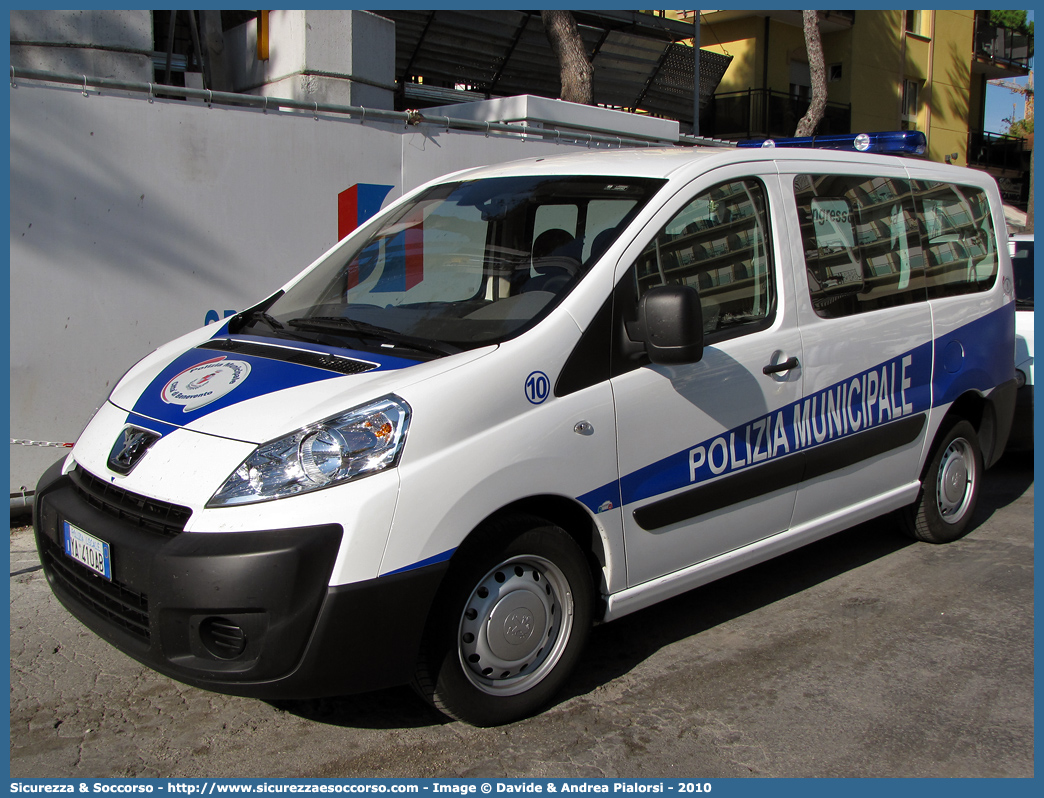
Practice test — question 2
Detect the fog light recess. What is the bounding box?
[199,616,248,659]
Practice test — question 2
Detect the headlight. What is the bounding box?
[208,395,411,507]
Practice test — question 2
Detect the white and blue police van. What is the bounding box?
[34,131,1016,726]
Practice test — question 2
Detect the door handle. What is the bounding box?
[763,356,799,375]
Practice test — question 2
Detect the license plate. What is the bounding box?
[62,521,112,581]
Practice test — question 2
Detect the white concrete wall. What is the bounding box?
[8,81,597,493]
[225,10,396,109]
[10,10,153,83]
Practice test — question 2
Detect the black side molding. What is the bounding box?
[633,413,926,531]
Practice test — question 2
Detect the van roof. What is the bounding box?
[438,144,978,185]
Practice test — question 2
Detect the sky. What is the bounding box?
[982,10,1034,135]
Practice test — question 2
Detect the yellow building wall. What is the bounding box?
[764,20,807,95]
[819,30,854,107]
[849,11,905,133]
[689,10,977,163]
[927,10,975,164]
[697,19,762,92]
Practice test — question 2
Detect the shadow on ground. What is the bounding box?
[271,452,1032,729]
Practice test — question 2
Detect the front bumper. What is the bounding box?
[33,458,448,698]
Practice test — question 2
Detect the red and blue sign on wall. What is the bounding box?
[337,183,394,241]
[208,183,412,325]
[338,182,422,292]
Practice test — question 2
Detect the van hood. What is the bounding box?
[108,332,493,444]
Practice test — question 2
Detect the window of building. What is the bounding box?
[828,63,843,82]
[794,174,925,318]
[905,10,922,35]
[634,179,775,340]
[789,61,812,101]
[901,79,920,130]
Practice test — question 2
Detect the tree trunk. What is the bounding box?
[541,10,593,105]
[1025,73,1034,233]
[1026,143,1034,232]
[199,11,230,93]
[795,10,827,136]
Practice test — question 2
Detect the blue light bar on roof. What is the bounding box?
[736,130,927,156]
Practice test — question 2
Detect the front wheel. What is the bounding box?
[414,515,593,726]
[900,418,983,543]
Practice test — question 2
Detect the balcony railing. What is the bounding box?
[974,17,1032,69]
[967,130,1030,173]
[705,88,851,140]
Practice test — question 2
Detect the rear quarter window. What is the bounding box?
[914,181,998,299]
[794,173,924,318]
[794,174,999,318]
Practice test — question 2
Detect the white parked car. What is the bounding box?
[1007,233,1033,449]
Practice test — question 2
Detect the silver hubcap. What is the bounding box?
[936,437,976,524]
[458,555,574,697]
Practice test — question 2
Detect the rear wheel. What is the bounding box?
[900,419,982,543]
[414,515,593,726]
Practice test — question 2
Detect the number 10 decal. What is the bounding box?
[525,371,550,404]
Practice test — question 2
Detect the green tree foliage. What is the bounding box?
[1006,116,1034,138]
[989,11,1033,37]
[989,11,1034,56]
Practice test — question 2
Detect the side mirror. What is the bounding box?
[638,285,704,364]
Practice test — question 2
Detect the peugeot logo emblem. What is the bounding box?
[108,426,161,475]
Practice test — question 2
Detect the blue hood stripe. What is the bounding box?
[126,335,419,429]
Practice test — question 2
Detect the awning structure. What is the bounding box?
[373,9,733,126]
[1004,203,1029,233]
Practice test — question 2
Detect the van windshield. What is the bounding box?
[236,175,663,357]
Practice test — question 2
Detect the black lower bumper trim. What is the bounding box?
[33,459,448,698]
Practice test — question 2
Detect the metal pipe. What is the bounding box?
[10,68,736,148]
[10,491,34,518]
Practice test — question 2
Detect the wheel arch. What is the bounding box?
[447,495,608,614]
[412,498,602,724]
[939,388,1006,469]
[495,496,607,605]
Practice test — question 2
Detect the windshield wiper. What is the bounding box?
[231,305,341,345]
[239,310,286,331]
[287,316,461,357]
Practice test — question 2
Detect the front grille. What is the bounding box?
[199,338,379,375]
[40,534,150,641]
[71,466,191,537]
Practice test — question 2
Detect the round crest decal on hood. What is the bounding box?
[161,356,252,413]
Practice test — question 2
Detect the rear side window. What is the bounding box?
[794,174,924,318]
[913,181,998,299]
[634,178,775,340]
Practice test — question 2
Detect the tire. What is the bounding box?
[414,515,593,726]
[900,419,983,543]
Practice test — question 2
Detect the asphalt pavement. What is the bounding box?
[8,452,1034,778]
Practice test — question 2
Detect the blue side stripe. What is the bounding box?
[383,548,456,576]
[578,303,1014,515]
